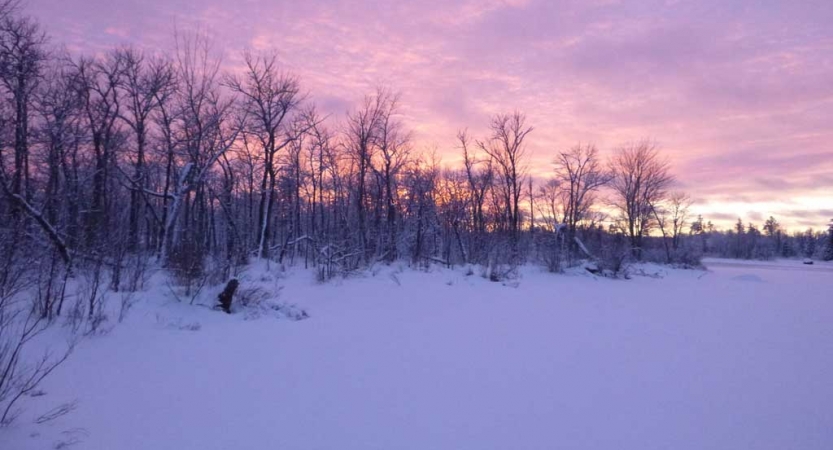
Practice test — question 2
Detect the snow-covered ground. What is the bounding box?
[703,257,833,273]
[5,260,833,450]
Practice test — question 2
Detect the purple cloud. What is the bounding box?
[25,0,833,230]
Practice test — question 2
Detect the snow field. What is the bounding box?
[5,261,833,450]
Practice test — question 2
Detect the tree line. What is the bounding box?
[1,0,831,322]
[689,215,833,262]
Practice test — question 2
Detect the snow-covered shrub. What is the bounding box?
[598,232,631,278]
[535,231,564,273]
[167,236,208,299]
[641,242,704,269]
[241,296,309,321]
[164,255,235,306]
[315,241,365,282]
[485,260,519,282]
[236,285,272,308]
[671,245,703,269]
[219,275,308,321]
[246,302,309,321]
[482,238,522,282]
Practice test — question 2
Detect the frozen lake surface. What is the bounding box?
[6,261,833,450]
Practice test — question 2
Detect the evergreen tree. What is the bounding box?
[824,219,833,261]
[763,216,779,236]
[746,223,761,259]
[690,215,703,234]
[733,218,745,258]
[803,228,817,258]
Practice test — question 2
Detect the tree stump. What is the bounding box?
[217,279,239,314]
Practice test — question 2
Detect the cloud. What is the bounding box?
[24,0,833,231]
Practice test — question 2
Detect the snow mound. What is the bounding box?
[732,274,765,282]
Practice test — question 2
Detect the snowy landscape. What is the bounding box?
[1,0,832,449]
[4,258,833,450]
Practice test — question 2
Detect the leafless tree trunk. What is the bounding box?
[224,51,302,260]
[71,53,124,251]
[0,13,46,203]
[371,93,409,262]
[668,191,692,251]
[160,30,243,268]
[344,87,397,262]
[117,48,175,253]
[609,140,673,260]
[477,111,531,254]
[553,143,611,263]
[459,130,493,263]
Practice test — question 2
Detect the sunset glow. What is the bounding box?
[27,0,833,230]
[4,3,833,448]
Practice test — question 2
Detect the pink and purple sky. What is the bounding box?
[27,0,833,231]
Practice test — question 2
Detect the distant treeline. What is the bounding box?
[686,216,833,261]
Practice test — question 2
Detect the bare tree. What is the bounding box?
[33,59,78,226]
[476,111,531,251]
[0,11,47,201]
[160,31,242,268]
[0,11,73,296]
[402,152,439,265]
[650,191,693,263]
[224,51,302,259]
[667,191,691,251]
[536,177,565,231]
[70,52,124,250]
[116,47,176,252]
[552,143,611,262]
[344,87,397,262]
[151,60,180,257]
[459,129,493,263]
[371,93,410,262]
[435,168,470,264]
[609,140,673,259]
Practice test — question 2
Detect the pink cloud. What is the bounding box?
[104,26,129,38]
[25,0,833,230]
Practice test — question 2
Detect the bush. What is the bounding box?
[598,232,631,278]
[535,231,564,273]
[236,285,271,308]
[671,246,703,268]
